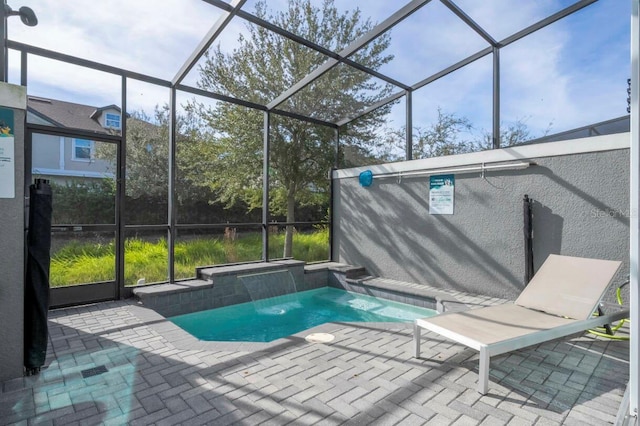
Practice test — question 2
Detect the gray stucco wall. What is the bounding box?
[0,108,25,381]
[334,147,629,302]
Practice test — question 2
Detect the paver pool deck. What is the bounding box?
[0,292,629,425]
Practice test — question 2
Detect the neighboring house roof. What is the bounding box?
[27,96,121,134]
[90,104,121,120]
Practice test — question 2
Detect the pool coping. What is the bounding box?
[126,299,418,353]
[128,262,509,352]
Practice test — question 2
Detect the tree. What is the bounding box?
[410,108,476,159]
[122,106,212,204]
[95,106,229,224]
[478,118,553,149]
[382,108,476,161]
[190,0,394,257]
[384,110,547,161]
[123,109,171,200]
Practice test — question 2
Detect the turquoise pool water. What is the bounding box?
[169,287,437,342]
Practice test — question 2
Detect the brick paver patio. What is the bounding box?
[0,295,629,425]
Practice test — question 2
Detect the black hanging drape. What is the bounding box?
[24,178,52,375]
[523,194,534,285]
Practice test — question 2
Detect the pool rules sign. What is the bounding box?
[429,174,454,215]
[0,108,15,199]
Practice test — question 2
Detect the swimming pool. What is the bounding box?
[169,287,437,342]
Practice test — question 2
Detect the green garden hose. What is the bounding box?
[588,284,630,340]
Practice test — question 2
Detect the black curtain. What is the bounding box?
[24,178,52,375]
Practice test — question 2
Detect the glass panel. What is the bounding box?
[125,80,170,225]
[50,230,115,287]
[412,55,492,158]
[356,0,488,86]
[340,96,405,167]
[241,0,399,52]
[500,1,630,142]
[183,15,330,106]
[280,62,394,122]
[174,226,263,280]
[125,230,168,286]
[175,92,263,225]
[452,0,581,42]
[11,0,223,80]
[267,225,329,263]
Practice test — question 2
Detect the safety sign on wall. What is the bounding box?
[429,174,454,215]
[0,108,15,199]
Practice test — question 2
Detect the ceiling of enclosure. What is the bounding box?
[6,0,629,132]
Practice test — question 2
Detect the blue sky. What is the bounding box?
[6,0,631,141]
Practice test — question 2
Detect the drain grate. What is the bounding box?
[81,365,108,378]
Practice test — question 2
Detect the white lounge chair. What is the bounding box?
[413,254,629,394]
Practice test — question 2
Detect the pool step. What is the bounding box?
[342,275,472,313]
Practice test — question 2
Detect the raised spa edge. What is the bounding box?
[133,260,473,318]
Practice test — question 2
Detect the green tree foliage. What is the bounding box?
[49,179,115,224]
[411,108,476,159]
[381,108,476,161]
[478,119,552,149]
[124,109,170,199]
[122,106,212,204]
[384,109,544,161]
[189,0,394,257]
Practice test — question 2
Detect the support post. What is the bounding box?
[492,47,501,149]
[406,90,413,160]
[478,347,490,394]
[115,76,126,298]
[262,111,270,262]
[168,87,177,282]
[413,322,421,358]
[20,49,25,86]
[330,127,339,262]
[1,0,7,82]
[629,0,639,418]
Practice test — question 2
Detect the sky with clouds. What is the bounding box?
[6,0,631,141]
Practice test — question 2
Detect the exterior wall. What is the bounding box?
[333,134,630,302]
[31,133,112,180]
[0,83,26,381]
[62,137,111,174]
[31,133,59,169]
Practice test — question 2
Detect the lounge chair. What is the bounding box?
[413,254,629,394]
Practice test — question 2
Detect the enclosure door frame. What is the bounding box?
[25,123,124,308]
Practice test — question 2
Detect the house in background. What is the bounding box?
[27,96,120,183]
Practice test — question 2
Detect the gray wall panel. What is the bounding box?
[0,108,25,381]
[334,148,629,302]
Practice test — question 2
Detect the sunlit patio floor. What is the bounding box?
[0,292,630,425]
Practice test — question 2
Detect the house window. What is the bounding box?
[105,113,121,129]
[73,139,94,161]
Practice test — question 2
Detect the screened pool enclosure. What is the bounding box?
[1,1,629,299]
[2,0,640,420]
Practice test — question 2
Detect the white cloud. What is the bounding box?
[392,0,629,138]
[4,0,630,138]
[10,0,221,78]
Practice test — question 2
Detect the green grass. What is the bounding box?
[50,228,329,287]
